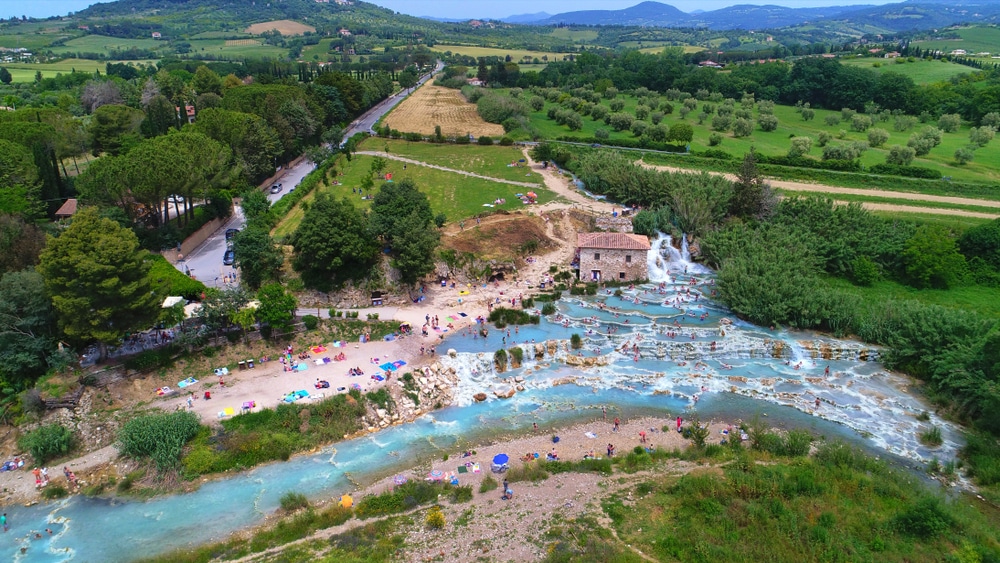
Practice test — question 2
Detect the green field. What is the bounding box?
[187,38,288,60]
[822,275,1000,317]
[2,59,156,82]
[840,57,981,84]
[429,44,577,63]
[273,152,555,239]
[371,139,544,184]
[49,35,163,55]
[520,91,1000,184]
[547,28,599,42]
[911,26,1000,57]
[300,38,333,61]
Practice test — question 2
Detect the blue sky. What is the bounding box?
[14,0,898,20]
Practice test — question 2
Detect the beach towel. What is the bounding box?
[332,340,343,348]
[315,359,325,365]
[178,377,198,388]
[459,290,470,295]
[459,312,468,317]
[351,383,362,390]
[457,465,469,474]
[224,407,235,416]
[585,431,598,439]
[379,362,396,372]
[433,326,444,333]
[213,367,229,376]
[392,360,406,369]
[323,357,332,364]
[373,374,385,382]
[472,463,481,473]
[295,363,308,371]
[311,346,327,354]
[383,334,395,342]
[295,390,309,399]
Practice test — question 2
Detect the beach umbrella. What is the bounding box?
[339,494,353,508]
[393,474,408,486]
[427,469,444,481]
[492,453,509,465]
[526,192,537,200]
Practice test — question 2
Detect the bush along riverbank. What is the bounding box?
[137,420,1000,563]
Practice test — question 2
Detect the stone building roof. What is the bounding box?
[577,232,650,251]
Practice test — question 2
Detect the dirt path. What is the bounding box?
[523,148,618,214]
[355,151,542,188]
[637,159,1000,218]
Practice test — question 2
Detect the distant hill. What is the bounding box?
[528,0,1000,31]
[502,12,552,24]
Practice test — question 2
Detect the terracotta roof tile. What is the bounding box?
[577,232,650,251]
[54,198,78,217]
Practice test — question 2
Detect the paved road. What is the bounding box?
[341,60,444,143]
[176,60,443,287]
[175,162,316,288]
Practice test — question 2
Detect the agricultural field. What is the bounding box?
[49,35,163,56]
[519,90,1000,184]
[300,38,334,61]
[382,81,504,138]
[637,45,706,54]
[273,152,553,239]
[244,20,315,36]
[187,38,289,59]
[429,44,579,63]
[547,28,599,42]
[840,57,981,84]
[368,138,543,184]
[2,58,154,82]
[910,25,1000,57]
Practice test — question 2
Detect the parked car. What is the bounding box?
[270,183,282,194]
[223,249,235,265]
[225,228,240,241]
[167,194,185,203]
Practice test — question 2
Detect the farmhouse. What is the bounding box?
[576,233,650,283]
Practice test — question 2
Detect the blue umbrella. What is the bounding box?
[492,453,509,465]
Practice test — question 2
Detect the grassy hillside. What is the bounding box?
[911,26,1000,56]
[839,57,981,84]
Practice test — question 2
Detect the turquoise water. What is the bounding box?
[3,235,962,562]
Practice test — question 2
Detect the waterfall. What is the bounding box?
[646,232,711,281]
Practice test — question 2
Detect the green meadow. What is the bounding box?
[2,58,155,82]
[839,57,982,84]
[273,151,554,240]
[187,39,289,60]
[49,35,163,55]
[370,139,544,184]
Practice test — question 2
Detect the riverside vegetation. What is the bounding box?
[140,426,1000,563]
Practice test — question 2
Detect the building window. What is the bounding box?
[625,255,631,263]
[619,272,626,279]
[594,252,600,260]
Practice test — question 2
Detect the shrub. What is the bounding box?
[498,136,514,146]
[528,96,544,111]
[570,333,583,350]
[541,302,557,315]
[426,505,446,529]
[937,113,961,133]
[894,497,954,538]
[886,144,916,166]
[477,135,493,145]
[594,128,609,140]
[302,315,318,330]
[711,114,733,132]
[609,99,625,112]
[867,127,890,147]
[41,486,68,499]
[479,475,498,493]
[851,114,872,132]
[708,132,723,146]
[19,424,75,464]
[816,131,831,147]
[758,114,778,132]
[630,120,648,137]
[494,348,508,372]
[476,93,528,124]
[280,492,310,511]
[851,256,880,286]
[954,145,976,165]
[969,126,995,147]
[733,118,753,137]
[449,485,473,503]
[118,411,200,470]
[787,137,812,158]
[824,115,840,126]
[800,108,815,121]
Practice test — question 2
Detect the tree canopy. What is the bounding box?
[37,207,161,346]
[369,178,440,285]
[291,193,379,289]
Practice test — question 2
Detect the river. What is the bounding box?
[3,234,962,562]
